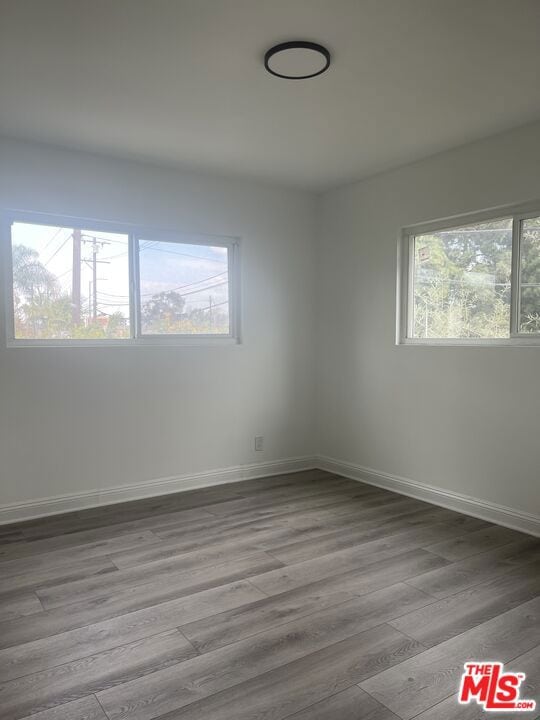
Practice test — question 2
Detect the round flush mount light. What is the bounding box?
[264,41,331,79]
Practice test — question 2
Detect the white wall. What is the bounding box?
[317,121,540,517]
[0,138,316,509]
[2,123,540,523]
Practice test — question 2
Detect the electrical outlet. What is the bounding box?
[255,436,264,452]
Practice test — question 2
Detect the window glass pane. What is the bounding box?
[519,217,540,334]
[138,239,230,335]
[412,218,512,339]
[11,222,130,340]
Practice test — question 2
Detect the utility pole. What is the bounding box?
[71,229,81,325]
[92,239,98,322]
[81,235,111,324]
[208,295,213,327]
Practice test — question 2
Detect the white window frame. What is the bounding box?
[2,210,242,348]
[397,200,540,346]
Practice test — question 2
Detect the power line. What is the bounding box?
[42,226,66,252]
[87,234,226,265]
[98,250,128,261]
[100,240,187,261]
[198,299,228,311]
[97,271,229,300]
[80,233,127,243]
[139,243,227,265]
[95,300,130,307]
[152,280,228,299]
[150,272,228,297]
[43,235,71,267]
[98,242,228,266]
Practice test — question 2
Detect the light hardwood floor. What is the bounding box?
[0,470,538,720]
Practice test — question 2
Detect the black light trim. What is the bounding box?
[264,41,331,79]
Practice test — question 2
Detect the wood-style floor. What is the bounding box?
[0,470,538,720]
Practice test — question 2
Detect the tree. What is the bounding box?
[12,244,66,338]
[12,244,58,302]
[105,312,129,339]
[141,290,186,333]
[413,221,513,339]
[24,295,73,338]
[140,291,229,334]
[12,243,133,339]
[519,218,540,333]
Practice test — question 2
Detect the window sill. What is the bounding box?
[398,337,540,347]
[6,336,241,349]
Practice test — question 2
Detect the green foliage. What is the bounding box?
[413,221,513,339]
[12,245,57,301]
[141,290,228,334]
[12,244,69,339]
[519,219,540,333]
[12,244,130,339]
[413,217,540,338]
[141,290,186,333]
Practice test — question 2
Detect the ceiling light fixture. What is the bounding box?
[264,41,331,79]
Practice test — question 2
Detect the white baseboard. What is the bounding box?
[0,456,318,525]
[3,453,538,538]
[317,456,540,538]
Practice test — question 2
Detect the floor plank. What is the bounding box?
[36,551,283,610]
[144,625,422,720]
[109,534,263,570]
[286,685,399,720]
[0,507,211,561]
[0,555,117,598]
[261,509,445,564]
[201,480,367,516]
[0,629,196,720]
[424,524,528,561]
[172,550,447,656]
[407,537,540,598]
[0,591,43,622]
[265,511,488,565]
[389,559,540,647]
[6,487,245,543]
[18,696,107,720]
[411,644,540,720]
[97,623,423,720]
[0,470,536,720]
[0,530,160,578]
[107,506,388,570]
[200,487,400,521]
[249,524,466,596]
[0,579,264,651]
[181,580,433,654]
[0,582,263,681]
[359,597,540,719]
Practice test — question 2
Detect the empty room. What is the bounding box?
[0,1,539,719]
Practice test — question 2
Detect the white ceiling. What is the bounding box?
[1,0,540,190]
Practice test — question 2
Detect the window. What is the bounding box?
[399,203,540,344]
[4,213,240,346]
[137,238,230,336]
[518,217,540,334]
[411,218,512,340]
[9,222,132,341]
